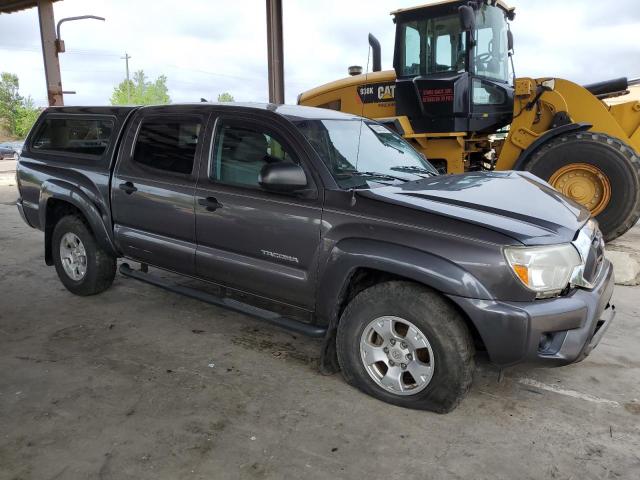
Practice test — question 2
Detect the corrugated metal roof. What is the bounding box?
[0,0,62,14]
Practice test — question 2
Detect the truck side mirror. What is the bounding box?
[507,29,514,52]
[259,161,308,193]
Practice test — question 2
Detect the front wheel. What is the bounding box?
[336,281,475,413]
[525,132,640,242]
[52,215,116,296]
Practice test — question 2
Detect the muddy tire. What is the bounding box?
[52,215,116,296]
[336,281,475,413]
[525,132,640,242]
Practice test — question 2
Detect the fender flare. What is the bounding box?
[315,238,492,328]
[39,179,118,264]
[512,122,592,171]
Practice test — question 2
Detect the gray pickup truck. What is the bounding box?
[16,103,615,412]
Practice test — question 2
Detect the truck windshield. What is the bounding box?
[293,119,438,189]
[473,4,510,82]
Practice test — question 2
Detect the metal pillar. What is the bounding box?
[266,0,284,104]
[37,0,63,106]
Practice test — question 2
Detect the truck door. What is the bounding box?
[111,108,208,275]
[194,114,323,309]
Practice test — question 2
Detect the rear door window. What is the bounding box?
[132,118,202,175]
[31,116,114,157]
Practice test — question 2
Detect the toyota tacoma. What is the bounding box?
[15,103,615,412]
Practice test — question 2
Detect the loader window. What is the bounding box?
[472,5,510,82]
[473,78,507,105]
[402,24,421,75]
[398,5,509,81]
[435,35,452,69]
[399,16,465,77]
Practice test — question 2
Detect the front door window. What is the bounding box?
[211,124,296,188]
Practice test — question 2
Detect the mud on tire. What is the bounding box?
[336,281,475,413]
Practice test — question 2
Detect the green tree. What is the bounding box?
[0,72,40,138]
[0,72,24,134]
[15,98,41,138]
[110,70,170,105]
[217,92,234,102]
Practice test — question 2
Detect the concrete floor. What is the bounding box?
[1,172,639,480]
[0,159,16,174]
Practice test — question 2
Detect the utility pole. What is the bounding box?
[266,0,284,104]
[121,52,132,103]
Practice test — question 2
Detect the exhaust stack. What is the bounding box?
[368,33,381,72]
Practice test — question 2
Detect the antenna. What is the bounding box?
[351,41,372,205]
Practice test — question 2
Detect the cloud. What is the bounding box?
[1,0,638,107]
[508,0,640,82]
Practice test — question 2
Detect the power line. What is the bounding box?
[0,45,120,57]
[0,46,305,84]
[0,47,257,81]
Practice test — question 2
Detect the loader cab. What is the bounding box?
[392,0,515,134]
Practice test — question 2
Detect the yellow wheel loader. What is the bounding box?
[298,0,640,241]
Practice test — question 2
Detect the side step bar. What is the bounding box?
[119,263,327,338]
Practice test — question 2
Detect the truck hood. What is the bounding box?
[359,171,590,245]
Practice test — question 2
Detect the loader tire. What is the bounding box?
[525,132,640,242]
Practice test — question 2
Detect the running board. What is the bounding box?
[119,263,327,338]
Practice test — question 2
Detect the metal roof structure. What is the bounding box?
[391,0,514,16]
[1,0,284,106]
[0,0,61,14]
[0,0,66,105]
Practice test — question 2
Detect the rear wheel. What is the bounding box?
[525,132,640,241]
[52,215,116,296]
[336,281,475,413]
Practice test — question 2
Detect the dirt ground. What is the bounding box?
[1,172,639,480]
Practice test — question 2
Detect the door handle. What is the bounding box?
[119,181,137,194]
[198,196,223,211]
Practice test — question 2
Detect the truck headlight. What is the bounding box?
[504,244,582,298]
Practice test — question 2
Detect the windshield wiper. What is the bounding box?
[354,171,409,182]
[390,165,437,177]
[380,141,405,154]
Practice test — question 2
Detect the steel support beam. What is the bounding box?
[266,0,284,104]
[37,0,63,106]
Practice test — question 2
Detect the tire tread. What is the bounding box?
[336,281,475,413]
[52,215,116,296]
[526,131,640,241]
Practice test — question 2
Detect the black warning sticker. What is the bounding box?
[357,82,396,104]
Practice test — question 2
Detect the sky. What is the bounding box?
[0,0,639,107]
